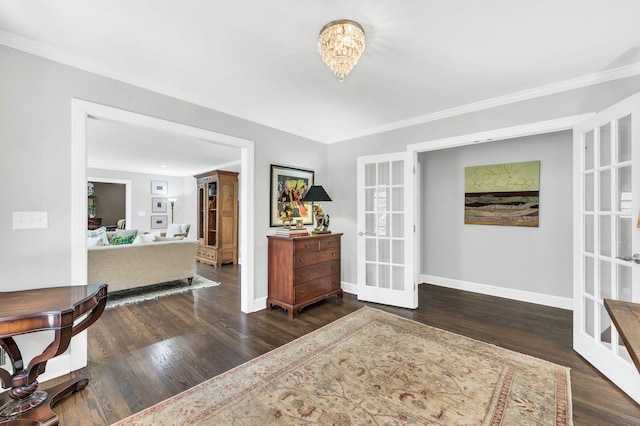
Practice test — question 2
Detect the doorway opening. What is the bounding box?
[69,99,255,373]
[87,178,131,231]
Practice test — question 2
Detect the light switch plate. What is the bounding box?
[13,211,48,229]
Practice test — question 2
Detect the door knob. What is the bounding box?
[616,254,640,264]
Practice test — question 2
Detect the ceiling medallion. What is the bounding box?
[318,19,365,82]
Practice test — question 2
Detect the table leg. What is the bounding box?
[0,376,89,426]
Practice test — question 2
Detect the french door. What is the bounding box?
[356,151,417,309]
[573,92,640,403]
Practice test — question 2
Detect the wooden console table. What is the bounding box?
[604,298,640,374]
[0,284,108,425]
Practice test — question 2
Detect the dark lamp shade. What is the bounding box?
[302,185,332,202]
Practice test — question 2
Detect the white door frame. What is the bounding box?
[68,99,255,374]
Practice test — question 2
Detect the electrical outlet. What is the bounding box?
[12,211,48,229]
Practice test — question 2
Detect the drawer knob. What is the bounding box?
[305,243,310,249]
[332,251,337,256]
[299,289,305,294]
[299,273,305,278]
[328,241,333,246]
[331,265,336,270]
[299,258,305,263]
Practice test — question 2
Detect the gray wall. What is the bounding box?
[328,75,640,293]
[5,42,640,304]
[1,44,326,299]
[419,131,573,298]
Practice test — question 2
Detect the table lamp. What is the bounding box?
[301,185,332,233]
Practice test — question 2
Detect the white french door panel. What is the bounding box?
[573,91,640,403]
[356,151,417,309]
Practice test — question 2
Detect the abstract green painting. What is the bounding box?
[464,160,540,227]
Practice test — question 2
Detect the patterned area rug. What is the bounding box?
[106,275,219,309]
[112,306,572,425]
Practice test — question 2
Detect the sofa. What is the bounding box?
[88,238,200,292]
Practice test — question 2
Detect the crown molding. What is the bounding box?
[3,30,640,145]
[327,62,640,143]
[0,31,325,143]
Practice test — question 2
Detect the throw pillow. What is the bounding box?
[166,223,183,238]
[140,233,157,243]
[87,226,109,246]
[132,233,156,244]
[87,236,103,247]
[109,234,136,245]
[115,229,137,239]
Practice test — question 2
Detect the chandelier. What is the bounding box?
[318,19,365,82]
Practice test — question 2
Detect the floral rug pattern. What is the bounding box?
[113,306,572,425]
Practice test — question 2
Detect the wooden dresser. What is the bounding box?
[267,233,343,318]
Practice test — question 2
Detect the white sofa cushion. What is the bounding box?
[166,223,183,238]
[87,226,109,245]
[87,235,104,247]
[133,233,156,244]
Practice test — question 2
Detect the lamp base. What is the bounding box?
[312,230,331,234]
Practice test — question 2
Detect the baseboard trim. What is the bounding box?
[252,296,267,312]
[341,281,357,295]
[421,275,573,310]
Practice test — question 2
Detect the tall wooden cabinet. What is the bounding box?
[195,170,239,267]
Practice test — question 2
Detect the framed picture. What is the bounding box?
[152,197,167,213]
[151,181,168,195]
[270,165,314,227]
[151,215,168,229]
[464,160,540,227]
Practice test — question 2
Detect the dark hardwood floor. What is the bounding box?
[45,263,640,425]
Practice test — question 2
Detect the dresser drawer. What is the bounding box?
[294,275,340,303]
[294,260,340,285]
[197,247,217,262]
[320,236,340,251]
[294,238,319,253]
[295,248,340,267]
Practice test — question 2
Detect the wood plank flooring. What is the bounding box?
[42,263,640,425]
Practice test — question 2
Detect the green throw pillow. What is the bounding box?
[109,234,136,245]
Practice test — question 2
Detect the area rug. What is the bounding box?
[106,275,219,309]
[112,306,572,425]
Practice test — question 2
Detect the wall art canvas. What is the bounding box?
[270,165,314,227]
[464,160,540,227]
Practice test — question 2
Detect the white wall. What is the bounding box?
[419,131,573,306]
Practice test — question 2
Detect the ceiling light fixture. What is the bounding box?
[318,19,365,82]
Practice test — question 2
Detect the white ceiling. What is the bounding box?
[2,0,640,148]
[87,118,241,176]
